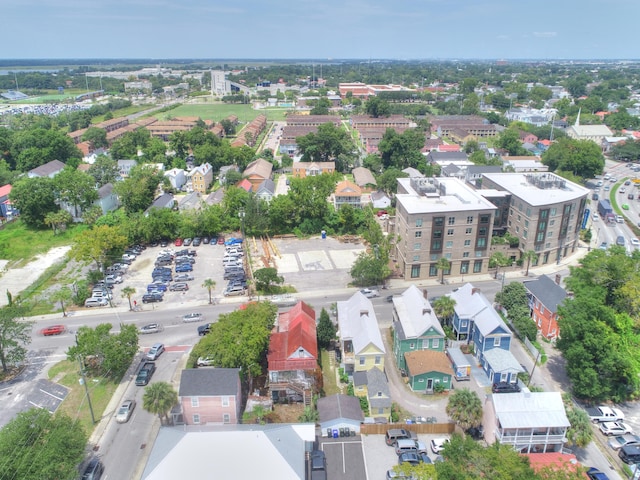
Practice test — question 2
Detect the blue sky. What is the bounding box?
[3,0,636,60]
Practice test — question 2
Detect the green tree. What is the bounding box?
[88,155,118,187]
[296,122,354,163]
[298,406,319,423]
[565,403,593,448]
[71,224,128,269]
[0,305,32,373]
[121,286,136,311]
[254,267,284,294]
[51,286,72,317]
[364,97,391,118]
[44,209,73,235]
[9,176,58,228]
[67,323,139,380]
[435,257,451,285]
[53,167,99,218]
[202,278,216,304]
[0,408,86,480]
[433,296,456,327]
[541,137,605,179]
[378,128,426,170]
[82,126,108,149]
[310,97,332,115]
[350,251,390,287]
[521,250,538,276]
[495,128,529,156]
[114,164,165,214]
[143,381,178,426]
[377,167,409,194]
[489,252,510,280]
[446,388,483,430]
[316,308,336,349]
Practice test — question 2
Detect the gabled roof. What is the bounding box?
[392,285,444,340]
[28,159,66,177]
[317,394,364,423]
[426,151,468,162]
[402,167,423,178]
[335,180,361,196]
[268,301,317,372]
[492,392,570,429]
[370,190,390,202]
[237,178,253,192]
[243,158,273,179]
[205,189,224,205]
[97,183,114,199]
[189,162,212,177]
[404,350,451,376]
[523,274,567,314]
[0,184,12,198]
[257,178,276,195]
[352,167,377,187]
[178,368,240,397]
[337,292,385,355]
[364,367,391,408]
[449,283,508,337]
[483,348,524,373]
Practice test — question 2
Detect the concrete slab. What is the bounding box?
[275,253,299,273]
[299,250,332,271]
[28,379,69,413]
[328,249,364,270]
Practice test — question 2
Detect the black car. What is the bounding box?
[202,236,210,244]
[491,382,521,394]
[192,237,202,246]
[142,293,163,304]
[466,425,484,439]
[81,457,104,480]
[198,323,212,336]
[159,239,169,247]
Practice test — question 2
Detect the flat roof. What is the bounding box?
[396,177,497,215]
[482,172,589,206]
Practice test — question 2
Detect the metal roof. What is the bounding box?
[493,392,570,430]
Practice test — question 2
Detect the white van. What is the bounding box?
[85,298,108,307]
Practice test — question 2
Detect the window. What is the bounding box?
[434,217,444,226]
[416,218,423,227]
[193,414,200,424]
[515,226,520,233]
[432,338,440,349]
[540,209,548,219]
[465,227,472,234]
[475,250,483,257]
[222,396,230,407]
[538,221,546,231]
[526,208,531,217]
[446,241,453,248]
[545,242,551,248]
[191,397,199,407]
[409,342,415,349]
[432,240,441,250]
[524,220,529,228]
[476,238,486,248]
[377,391,383,397]
[414,243,421,250]
[412,255,420,262]
[536,232,544,242]
[523,230,528,238]
[550,208,557,216]
[464,239,471,246]
[493,337,501,347]
[500,372,508,382]
[378,408,384,414]
[550,219,555,226]
[445,253,452,259]
[463,252,470,258]
[415,231,422,238]
[460,261,469,274]
[473,260,482,273]
[467,216,474,224]
[448,216,455,225]
[517,214,521,221]
[547,231,553,238]
[447,229,454,236]
[478,227,487,236]
[375,355,381,365]
[223,413,231,424]
[359,356,365,365]
[480,215,490,224]
[430,254,438,261]
[433,230,442,239]
[429,264,438,276]
[411,265,421,278]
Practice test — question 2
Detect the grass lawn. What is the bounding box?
[91,104,153,123]
[48,360,119,435]
[320,349,342,396]
[155,103,289,123]
[0,220,86,266]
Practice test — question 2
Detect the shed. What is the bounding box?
[446,347,471,381]
[317,394,363,436]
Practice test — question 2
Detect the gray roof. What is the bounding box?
[206,188,224,205]
[28,159,66,177]
[492,392,570,430]
[178,368,240,397]
[392,285,445,340]
[483,348,524,373]
[442,164,462,175]
[370,190,390,202]
[97,183,113,198]
[366,367,391,408]
[149,193,174,210]
[401,167,424,178]
[318,394,364,423]
[353,370,367,387]
[523,274,567,314]
[467,165,502,175]
[257,178,276,195]
[449,283,509,337]
[352,167,377,187]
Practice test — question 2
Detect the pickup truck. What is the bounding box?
[586,406,625,423]
[135,361,156,386]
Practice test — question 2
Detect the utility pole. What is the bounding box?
[77,355,96,424]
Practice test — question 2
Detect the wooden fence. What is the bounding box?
[360,422,455,435]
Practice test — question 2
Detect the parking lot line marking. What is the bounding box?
[360,438,369,480]
[40,388,64,401]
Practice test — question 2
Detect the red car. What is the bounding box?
[42,325,65,336]
[174,238,183,246]
[217,236,225,245]
[376,210,388,217]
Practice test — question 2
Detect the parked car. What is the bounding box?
[183,312,204,323]
[197,323,212,336]
[147,283,167,292]
[600,421,633,436]
[135,361,156,386]
[80,457,104,480]
[608,433,640,450]
[139,323,161,334]
[587,406,625,422]
[217,236,225,245]
[174,273,194,282]
[169,282,189,292]
[202,236,210,244]
[616,236,626,246]
[115,399,136,423]
[175,263,193,273]
[599,242,608,250]
[146,343,165,360]
[160,239,169,247]
[224,285,247,296]
[398,452,421,466]
[360,288,379,298]
[174,238,183,246]
[586,467,610,480]
[224,237,244,246]
[631,238,640,248]
[84,298,108,307]
[619,444,640,464]
[175,256,195,264]
[491,382,521,394]
[192,237,202,246]
[41,324,65,336]
[430,438,449,454]
[105,274,123,284]
[197,356,215,367]
[183,238,192,246]
[142,293,163,304]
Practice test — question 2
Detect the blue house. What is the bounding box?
[449,283,519,384]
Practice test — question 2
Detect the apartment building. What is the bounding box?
[394,177,497,281]
[481,172,589,265]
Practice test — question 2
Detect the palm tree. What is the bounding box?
[202,278,216,304]
[489,252,510,280]
[51,286,72,317]
[521,250,538,276]
[446,388,483,431]
[433,296,457,327]
[298,406,319,423]
[142,382,178,426]
[121,286,136,310]
[435,257,451,285]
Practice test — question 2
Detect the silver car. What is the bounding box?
[183,312,204,323]
[115,399,136,423]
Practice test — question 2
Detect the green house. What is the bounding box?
[404,350,453,393]
[392,285,446,372]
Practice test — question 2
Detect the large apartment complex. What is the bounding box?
[393,172,589,280]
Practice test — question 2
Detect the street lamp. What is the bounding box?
[238,208,245,238]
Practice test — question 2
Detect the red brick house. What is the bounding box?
[267,301,318,405]
[519,131,539,144]
[177,368,242,425]
[524,274,567,341]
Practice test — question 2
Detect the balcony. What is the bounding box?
[495,428,567,447]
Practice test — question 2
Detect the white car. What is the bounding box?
[600,421,634,436]
[105,274,123,284]
[183,313,204,323]
[592,214,599,221]
[631,238,640,248]
[430,438,449,453]
[360,288,379,298]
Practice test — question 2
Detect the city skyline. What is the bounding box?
[3,0,637,60]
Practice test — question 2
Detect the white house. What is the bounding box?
[164,168,187,190]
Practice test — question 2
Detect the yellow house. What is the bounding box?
[353,366,392,421]
[337,292,386,373]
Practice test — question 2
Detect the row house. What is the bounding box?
[279,126,318,155]
[353,367,392,421]
[286,115,341,127]
[176,368,242,425]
